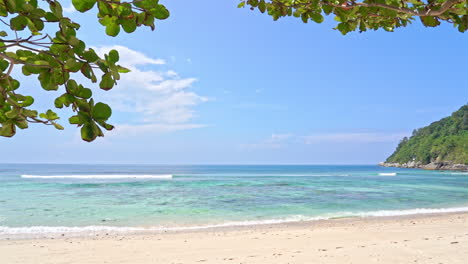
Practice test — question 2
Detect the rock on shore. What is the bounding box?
[379,161,468,171]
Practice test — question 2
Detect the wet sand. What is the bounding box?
[1,212,467,263]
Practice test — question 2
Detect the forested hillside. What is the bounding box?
[386,105,468,165]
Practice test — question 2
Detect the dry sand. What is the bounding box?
[1,212,467,264]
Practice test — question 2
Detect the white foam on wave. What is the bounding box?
[354,206,468,217]
[0,215,323,237]
[378,173,397,176]
[183,173,350,177]
[449,172,468,175]
[20,174,173,179]
[2,206,468,237]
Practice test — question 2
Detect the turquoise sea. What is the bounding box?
[1,164,467,237]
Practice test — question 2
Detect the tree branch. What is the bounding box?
[355,0,464,16]
[272,0,464,17]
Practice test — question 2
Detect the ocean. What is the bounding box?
[1,164,467,238]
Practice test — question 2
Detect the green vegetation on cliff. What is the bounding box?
[386,105,468,165]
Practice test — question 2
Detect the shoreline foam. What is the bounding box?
[2,206,468,239]
[2,211,467,264]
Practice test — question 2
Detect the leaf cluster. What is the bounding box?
[0,0,169,141]
[239,0,468,34]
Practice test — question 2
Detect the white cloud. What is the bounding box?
[94,45,165,67]
[147,78,198,93]
[109,124,207,137]
[63,4,76,13]
[166,70,178,77]
[91,45,207,135]
[303,132,408,144]
[241,132,407,150]
[270,134,293,141]
[241,133,293,150]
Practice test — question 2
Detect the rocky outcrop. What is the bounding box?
[379,162,468,171]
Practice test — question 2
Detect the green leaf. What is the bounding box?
[68,36,80,47]
[153,5,169,19]
[98,2,111,15]
[15,119,28,129]
[258,1,266,13]
[20,96,34,107]
[69,115,81,125]
[0,123,16,137]
[322,5,333,15]
[23,109,38,118]
[81,63,96,82]
[83,49,100,62]
[76,87,92,99]
[99,72,114,90]
[5,109,18,118]
[44,109,59,120]
[121,19,137,33]
[310,13,324,24]
[72,0,97,13]
[49,1,63,18]
[105,23,120,37]
[65,59,82,72]
[420,16,440,27]
[44,12,59,22]
[97,120,114,131]
[10,15,28,30]
[74,41,86,55]
[92,102,112,120]
[81,124,97,142]
[0,60,9,72]
[117,66,131,73]
[336,23,351,35]
[108,50,119,64]
[53,122,64,130]
[54,96,65,108]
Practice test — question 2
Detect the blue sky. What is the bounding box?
[1,1,467,164]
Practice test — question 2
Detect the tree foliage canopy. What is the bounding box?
[240,0,468,34]
[0,0,466,142]
[0,0,168,141]
[386,104,468,165]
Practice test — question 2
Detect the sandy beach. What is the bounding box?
[1,212,467,264]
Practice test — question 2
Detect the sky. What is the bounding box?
[1,1,467,164]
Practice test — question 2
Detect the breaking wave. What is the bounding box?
[21,174,173,179]
[378,173,397,176]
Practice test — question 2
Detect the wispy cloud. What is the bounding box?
[240,133,293,150]
[233,103,287,111]
[302,132,408,144]
[109,124,207,137]
[92,45,207,135]
[241,131,407,150]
